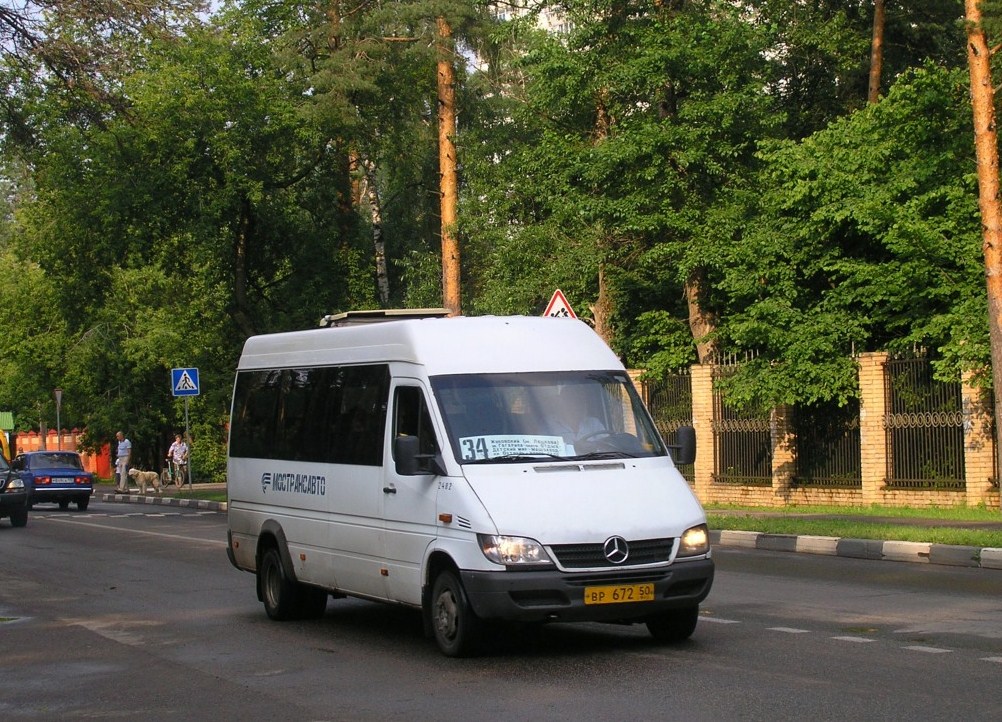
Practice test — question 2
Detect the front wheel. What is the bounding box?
[646,605,699,643]
[258,547,327,621]
[430,570,483,657]
[9,507,28,528]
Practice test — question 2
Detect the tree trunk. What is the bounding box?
[232,196,258,338]
[868,0,885,103]
[361,158,390,306]
[436,17,461,316]
[590,263,614,345]
[685,267,718,363]
[964,0,1002,512]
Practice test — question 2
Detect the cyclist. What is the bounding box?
[166,433,189,488]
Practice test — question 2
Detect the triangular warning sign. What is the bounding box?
[543,289,577,319]
[175,371,197,392]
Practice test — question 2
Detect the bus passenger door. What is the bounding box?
[380,383,440,606]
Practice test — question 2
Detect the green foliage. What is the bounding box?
[712,64,984,407]
[0,1,994,462]
[463,0,780,332]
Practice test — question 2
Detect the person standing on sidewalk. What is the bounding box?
[115,431,132,493]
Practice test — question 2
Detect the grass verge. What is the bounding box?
[705,504,1002,548]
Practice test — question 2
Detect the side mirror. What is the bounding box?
[668,426,696,466]
[393,435,445,477]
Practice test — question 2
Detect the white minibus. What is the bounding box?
[226,311,713,656]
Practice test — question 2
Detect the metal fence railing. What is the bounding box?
[642,354,983,496]
[884,355,965,490]
[711,367,771,486]
[643,371,693,483]
[793,399,861,488]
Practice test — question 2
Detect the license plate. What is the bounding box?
[583,583,655,605]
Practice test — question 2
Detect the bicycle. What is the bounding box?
[163,459,188,489]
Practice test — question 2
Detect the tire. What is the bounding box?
[58,500,70,510]
[430,570,483,657]
[259,547,300,621]
[77,497,89,511]
[9,507,28,528]
[646,605,699,643]
[257,546,326,621]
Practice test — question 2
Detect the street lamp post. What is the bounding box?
[54,388,62,451]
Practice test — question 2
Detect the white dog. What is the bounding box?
[128,468,162,494]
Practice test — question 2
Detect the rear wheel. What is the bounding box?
[9,507,28,528]
[77,497,89,511]
[430,570,483,657]
[259,547,299,620]
[58,500,70,510]
[646,605,699,643]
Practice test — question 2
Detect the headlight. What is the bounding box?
[478,534,553,566]
[4,478,25,492]
[678,524,710,557]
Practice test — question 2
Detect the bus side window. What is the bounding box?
[394,386,438,458]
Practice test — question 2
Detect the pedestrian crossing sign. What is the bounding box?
[543,289,577,319]
[171,368,200,397]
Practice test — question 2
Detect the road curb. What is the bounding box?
[711,530,1002,570]
[99,492,227,512]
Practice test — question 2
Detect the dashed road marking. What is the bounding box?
[768,627,810,634]
[832,636,876,643]
[903,645,952,654]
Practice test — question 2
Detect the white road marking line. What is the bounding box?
[832,636,875,643]
[904,645,952,654]
[768,627,810,634]
[699,616,741,624]
[35,516,226,546]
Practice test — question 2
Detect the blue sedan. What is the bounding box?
[13,451,94,511]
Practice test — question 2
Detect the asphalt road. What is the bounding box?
[1,498,1000,720]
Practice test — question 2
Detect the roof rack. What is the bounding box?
[319,308,452,328]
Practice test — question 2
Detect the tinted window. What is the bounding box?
[230,364,389,465]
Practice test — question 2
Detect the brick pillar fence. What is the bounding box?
[690,364,715,500]
[770,403,796,502]
[857,351,889,505]
[962,372,996,506]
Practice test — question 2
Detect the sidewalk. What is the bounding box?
[92,483,1002,570]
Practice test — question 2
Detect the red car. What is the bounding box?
[13,451,94,511]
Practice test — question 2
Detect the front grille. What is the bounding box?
[550,538,674,569]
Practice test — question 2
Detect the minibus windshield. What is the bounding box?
[430,371,667,463]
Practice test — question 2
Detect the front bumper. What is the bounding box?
[0,490,29,515]
[459,557,714,624]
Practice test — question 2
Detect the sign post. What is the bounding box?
[171,368,200,490]
[54,388,62,450]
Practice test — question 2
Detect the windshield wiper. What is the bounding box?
[465,453,569,464]
[570,451,637,460]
